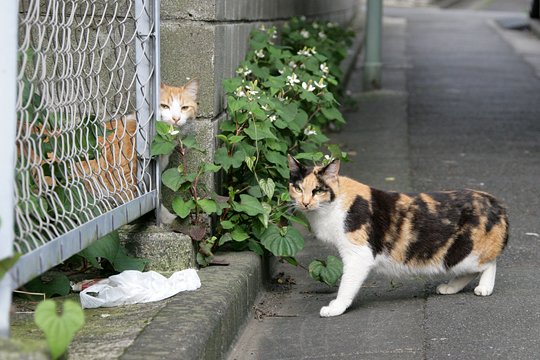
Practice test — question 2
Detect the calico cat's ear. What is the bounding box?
[183,79,199,100]
[320,159,340,180]
[160,83,165,89]
[288,154,304,182]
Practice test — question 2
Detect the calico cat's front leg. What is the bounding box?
[320,244,374,317]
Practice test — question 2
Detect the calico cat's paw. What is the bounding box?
[474,285,493,296]
[436,283,460,295]
[320,300,348,317]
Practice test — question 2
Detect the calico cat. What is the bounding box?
[288,155,509,318]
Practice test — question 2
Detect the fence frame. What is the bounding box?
[0,0,19,339]
[1,0,161,337]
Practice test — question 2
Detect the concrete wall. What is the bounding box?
[157,0,362,268]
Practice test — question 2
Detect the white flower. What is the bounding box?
[320,63,329,74]
[234,87,246,98]
[297,47,317,57]
[259,24,266,31]
[318,31,327,39]
[304,127,317,136]
[168,126,180,136]
[313,22,319,29]
[255,49,265,58]
[324,154,332,161]
[236,66,252,77]
[288,61,297,69]
[302,81,316,92]
[314,78,327,89]
[327,22,336,28]
[248,90,259,97]
[300,29,310,39]
[269,115,277,122]
[261,104,270,111]
[278,68,285,74]
[300,16,306,21]
[287,73,300,86]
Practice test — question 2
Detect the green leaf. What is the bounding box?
[25,274,71,298]
[198,199,218,215]
[203,163,222,173]
[112,250,147,272]
[0,253,21,281]
[151,137,175,156]
[34,300,85,360]
[281,256,299,266]
[321,106,345,123]
[172,197,196,219]
[309,256,343,286]
[260,224,304,257]
[234,194,265,216]
[244,121,277,141]
[181,134,205,152]
[257,202,272,228]
[247,239,265,256]
[231,226,250,242]
[79,232,120,269]
[245,156,256,172]
[214,147,246,171]
[161,168,185,192]
[218,233,233,246]
[220,220,235,230]
[258,178,275,199]
[155,121,171,136]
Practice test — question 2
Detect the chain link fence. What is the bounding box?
[1,0,160,336]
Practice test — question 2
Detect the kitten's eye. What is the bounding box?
[313,188,326,195]
[160,104,170,110]
[181,106,190,111]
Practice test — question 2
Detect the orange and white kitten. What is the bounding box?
[160,80,199,127]
[22,80,198,224]
[288,156,509,317]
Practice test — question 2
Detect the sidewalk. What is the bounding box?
[228,7,540,360]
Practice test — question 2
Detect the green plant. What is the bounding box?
[282,17,355,95]
[212,24,349,273]
[152,121,226,265]
[34,299,85,360]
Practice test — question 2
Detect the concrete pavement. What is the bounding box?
[228,7,540,360]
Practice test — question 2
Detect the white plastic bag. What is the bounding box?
[79,269,201,309]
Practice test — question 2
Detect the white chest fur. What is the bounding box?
[305,200,346,245]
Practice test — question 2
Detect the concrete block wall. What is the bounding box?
[158,0,362,267]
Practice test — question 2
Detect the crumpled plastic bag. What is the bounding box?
[79,269,201,309]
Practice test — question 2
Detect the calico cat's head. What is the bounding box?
[160,79,199,127]
[288,155,340,211]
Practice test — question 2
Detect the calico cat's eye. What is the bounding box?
[313,188,326,195]
[181,105,190,111]
[292,184,302,193]
[160,104,170,109]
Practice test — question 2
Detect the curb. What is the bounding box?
[121,252,264,360]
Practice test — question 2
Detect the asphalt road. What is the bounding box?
[228,7,540,360]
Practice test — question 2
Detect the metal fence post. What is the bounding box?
[0,1,19,338]
[135,0,161,223]
[363,0,383,90]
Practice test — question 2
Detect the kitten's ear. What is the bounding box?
[288,154,304,181]
[320,159,340,180]
[184,79,199,100]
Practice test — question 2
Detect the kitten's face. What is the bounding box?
[160,80,199,127]
[288,155,339,211]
